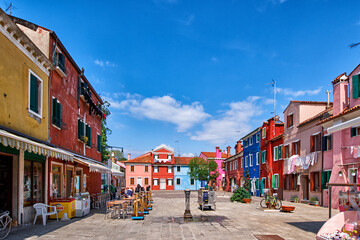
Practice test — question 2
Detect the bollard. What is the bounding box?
[184,189,192,219]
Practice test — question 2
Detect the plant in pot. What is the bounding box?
[351,169,357,176]
[230,187,251,203]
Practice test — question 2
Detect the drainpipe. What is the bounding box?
[321,126,324,206]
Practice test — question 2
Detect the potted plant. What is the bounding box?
[80,136,88,143]
[230,187,251,203]
[351,169,357,176]
[309,197,319,206]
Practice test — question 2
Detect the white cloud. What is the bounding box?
[111,95,210,132]
[182,152,195,157]
[276,87,322,97]
[190,96,264,144]
[94,59,116,68]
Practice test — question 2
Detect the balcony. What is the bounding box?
[54,54,66,77]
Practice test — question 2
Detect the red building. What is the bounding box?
[12,17,107,200]
[260,116,284,198]
[224,142,243,192]
[151,144,175,190]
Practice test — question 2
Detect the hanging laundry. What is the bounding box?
[357,146,360,158]
[251,178,257,195]
[297,174,301,185]
[304,155,311,170]
[351,146,359,159]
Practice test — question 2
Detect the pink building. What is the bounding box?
[124,153,152,190]
[283,101,332,205]
[199,146,230,190]
[321,68,360,208]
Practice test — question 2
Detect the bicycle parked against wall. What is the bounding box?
[260,193,282,210]
[0,211,12,239]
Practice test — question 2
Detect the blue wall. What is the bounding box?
[174,165,201,190]
[242,128,261,196]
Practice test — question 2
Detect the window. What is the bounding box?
[176,178,181,185]
[287,113,294,128]
[272,174,279,189]
[168,155,172,160]
[75,169,83,193]
[245,156,248,167]
[256,152,259,165]
[153,166,159,173]
[292,141,300,155]
[249,154,253,166]
[311,134,321,152]
[262,127,266,139]
[130,166,134,172]
[153,178,159,186]
[167,166,172,173]
[155,155,159,160]
[256,133,260,143]
[244,139,248,147]
[349,168,358,184]
[274,146,278,161]
[51,164,62,198]
[190,178,195,185]
[352,74,360,99]
[351,127,360,137]
[85,124,92,147]
[310,172,320,192]
[278,145,283,160]
[249,137,253,146]
[53,48,66,75]
[167,179,173,186]
[323,135,332,151]
[130,177,134,185]
[145,166,149,172]
[256,178,259,190]
[28,70,43,117]
[234,160,237,170]
[285,145,290,158]
[145,178,149,185]
[321,171,332,189]
[52,97,62,128]
[262,151,266,163]
[177,166,181,172]
[24,159,44,206]
[284,175,290,190]
[292,174,299,190]
[96,134,101,152]
[78,119,85,140]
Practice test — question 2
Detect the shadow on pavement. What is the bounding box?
[286,221,325,234]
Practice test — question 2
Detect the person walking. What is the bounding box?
[110,181,116,200]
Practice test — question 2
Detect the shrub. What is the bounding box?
[230,187,251,203]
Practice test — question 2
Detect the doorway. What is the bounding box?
[137,177,142,186]
[303,175,310,200]
[0,156,12,212]
[160,178,166,190]
[66,169,73,198]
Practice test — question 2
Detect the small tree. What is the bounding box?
[101,101,112,163]
[188,157,218,182]
[230,187,251,202]
[244,170,251,193]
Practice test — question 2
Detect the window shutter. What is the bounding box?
[310,136,314,152]
[271,175,275,188]
[353,75,360,99]
[321,171,327,190]
[329,135,332,150]
[88,126,92,147]
[52,98,57,124]
[310,173,314,191]
[58,103,62,128]
[351,127,356,137]
[30,75,38,112]
[78,119,81,139]
[278,146,282,159]
[322,136,326,151]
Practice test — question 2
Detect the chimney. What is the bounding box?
[326,90,331,109]
[127,153,131,160]
[227,146,231,158]
[332,74,348,116]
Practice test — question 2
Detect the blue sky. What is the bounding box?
[8,0,360,157]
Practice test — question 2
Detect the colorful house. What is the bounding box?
[125,153,152,190]
[199,146,230,190]
[283,101,332,205]
[174,157,201,190]
[151,144,175,190]
[241,128,261,196]
[224,141,243,192]
[260,116,284,198]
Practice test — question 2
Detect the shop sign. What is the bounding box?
[55,203,64,213]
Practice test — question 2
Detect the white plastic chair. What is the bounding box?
[33,203,58,225]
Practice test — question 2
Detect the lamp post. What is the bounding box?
[184,189,192,219]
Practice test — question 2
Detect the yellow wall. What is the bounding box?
[0,32,49,141]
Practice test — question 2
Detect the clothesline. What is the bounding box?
[285,152,318,174]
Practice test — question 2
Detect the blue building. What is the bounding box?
[241,128,261,196]
[174,157,201,190]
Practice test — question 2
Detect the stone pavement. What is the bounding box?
[7,191,337,240]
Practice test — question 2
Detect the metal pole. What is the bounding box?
[329,186,332,219]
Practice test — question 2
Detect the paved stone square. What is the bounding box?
[8,191,337,240]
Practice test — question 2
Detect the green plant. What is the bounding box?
[230,187,251,203]
[188,158,218,181]
[244,170,251,193]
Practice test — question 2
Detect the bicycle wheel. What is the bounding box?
[274,199,282,210]
[0,217,11,240]
[260,199,267,208]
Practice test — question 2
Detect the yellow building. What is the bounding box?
[0,9,73,225]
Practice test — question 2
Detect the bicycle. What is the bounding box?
[260,194,282,210]
[0,211,12,239]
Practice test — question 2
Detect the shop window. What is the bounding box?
[190,178,195,185]
[351,127,360,137]
[145,178,149,185]
[321,171,332,190]
[145,166,148,172]
[97,134,102,152]
[352,74,360,99]
[262,127,266,139]
[249,154,253,166]
[292,141,300,155]
[310,172,320,192]
[75,169,83,193]
[153,166,159,173]
[130,177,134,185]
[310,134,321,152]
[130,165,134,172]
[323,135,332,151]
[274,146,278,161]
[177,166,181,172]
[28,70,43,118]
[285,145,290,158]
[24,160,44,207]
[52,97,62,128]
[153,178,159,186]
[287,113,294,128]
[51,164,62,198]
[167,166,172,173]
[176,178,181,185]
[167,179,173,186]
[256,152,259,165]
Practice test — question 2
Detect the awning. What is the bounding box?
[0,129,73,161]
[74,155,112,174]
[116,161,126,168]
[111,169,124,177]
[326,116,360,134]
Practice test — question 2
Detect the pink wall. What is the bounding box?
[125,163,152,189]
[199,151,226,189]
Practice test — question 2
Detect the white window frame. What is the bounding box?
[167,166,172,173]
[177,166,181,172]
[28,69,43,118]
[245,156,248,167]
[167,178,173,186]
[153,178,159,186]
[234,161,237,170]
[256,152,259,165]
[274,174,279,189]
[249,154,253,167]
[256,133,260,143]
[176,178,181,185]
[274,146,278,161]
[262,127,266,139]
[249,137,253,146]
[153,166,159,173]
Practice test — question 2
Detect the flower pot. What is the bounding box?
[281,206,295,212]
[243,198,251,204]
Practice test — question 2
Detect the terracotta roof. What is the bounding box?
[320,105,360,124]
[201,152,228,158]
[174,157,193,165]
[124,152,152,163]
[332,72,348,85]
[298,107,333,127]
[270,133,284,142]
[290,100,332,105]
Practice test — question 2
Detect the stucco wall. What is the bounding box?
[174,165,200,190]
[125,163,152,189]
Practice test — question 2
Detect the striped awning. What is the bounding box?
[0,129,73,161]
[74,155,112,174]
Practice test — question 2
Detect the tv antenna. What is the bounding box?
[266,79,277,136]
[5,2,16,16]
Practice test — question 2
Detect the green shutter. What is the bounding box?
[86,125,92,147]
[321,171,327,190]
[278,146,282,159]
[353,75,360,99]
[52,98,57,125]
[30,74,38,113]
[271,175,275,188]
[58,103,62,128]
[351,128,356,137]
[97,134,101,152]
